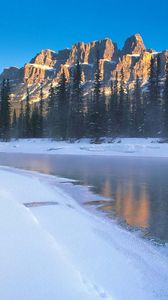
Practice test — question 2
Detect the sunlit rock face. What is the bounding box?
[0,34,168,103]
[23,49,57,84]
[66,38,118,65]
[133,51,153,81]
[64,38,119,82]
[23,64,54,84]
[113,54,137,82]
[122,33,146,55]
[30,49,57,67]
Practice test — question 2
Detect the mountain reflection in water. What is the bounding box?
[0,153,168,243]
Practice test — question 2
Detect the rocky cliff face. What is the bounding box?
[0,34,167,103]
[0,66,23,83]
[66,38,118,65]
[30,49,57,67]
[122,33,145,55]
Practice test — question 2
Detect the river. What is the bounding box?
[0,153,168,244]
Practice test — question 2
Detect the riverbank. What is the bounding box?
[0,166,168,300]
[0,138,168,157]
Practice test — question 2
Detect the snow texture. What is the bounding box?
[0,166,168,300]
[0,138,168,157]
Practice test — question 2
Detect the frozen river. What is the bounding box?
[0,153,168,244]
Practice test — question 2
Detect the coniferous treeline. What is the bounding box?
[0,79,11,141]
[1,55,168,141]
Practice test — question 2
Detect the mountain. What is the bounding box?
[0,33,168,103]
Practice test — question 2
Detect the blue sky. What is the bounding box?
[0,0,168,72]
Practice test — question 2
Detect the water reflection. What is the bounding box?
[101,178,112,198]
[0,153,168,243]
[115,182,149,228]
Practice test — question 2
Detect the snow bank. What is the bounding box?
[0,167,168,300]
[0,138,168,157]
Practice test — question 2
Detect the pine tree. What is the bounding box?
[68,61,84,140]
[18,100,24,138]
[101,87,107,136]
[85,91,93,137]
[163,61,168,136]
[39,84,44,137]
[106,82,113,137]
[88,51,105,141]
[12,109,18,138]
[123,83,130,136]
[133,76,144,136]
[0,79,5,138]
[108,74,119,137]
[25,87,31,138]
[47,83,57,138]
[118,68,128,136]
[56,70,69,139]
[94,51,103,140]
[31,104,39,138]
[145,56,161,136]
[144,57,154,136]
[0,79,11,141]
[156,55,162,136]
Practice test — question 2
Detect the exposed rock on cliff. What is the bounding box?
[0,34,167,103]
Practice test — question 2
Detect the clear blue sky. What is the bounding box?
[0,0,168,72]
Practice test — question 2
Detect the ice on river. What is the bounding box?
[0,137,168,157]
[0,166,168,300]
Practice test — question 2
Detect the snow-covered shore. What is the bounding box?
[0,166,168,300]
[0,138,168,157]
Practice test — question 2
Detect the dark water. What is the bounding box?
[0,153,168,243]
